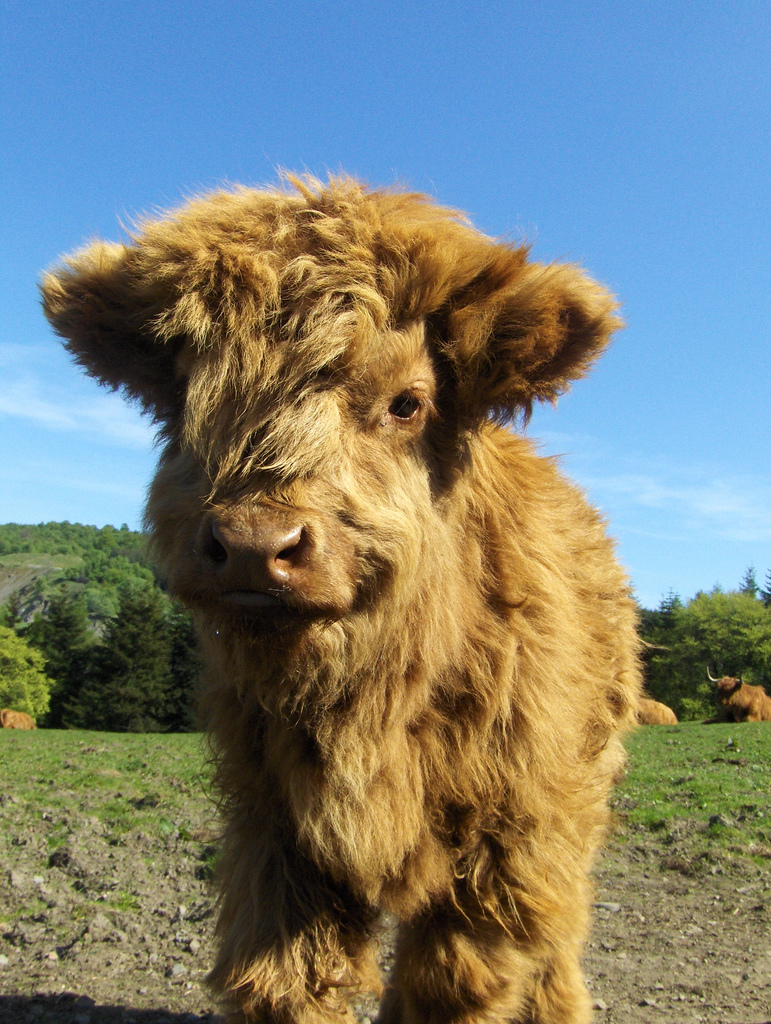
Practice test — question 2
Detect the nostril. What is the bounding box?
[275,526,308,567]
[206,523,229,565]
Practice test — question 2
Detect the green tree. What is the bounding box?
[0,591,23,628]
[24,591,93,727]
[740,566,759,598]
[0,626,52,721]
[761,570,771,609]
[66,580,173,732]
[642,589,771,720]
[162,605,201,732]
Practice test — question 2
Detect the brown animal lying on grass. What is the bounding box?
[636,697,677,725]
[0,708,37,729]
[42,176,641,1024]
[710,672,771,722]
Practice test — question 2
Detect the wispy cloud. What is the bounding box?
[536,431,771,545]
[0,344,154,449]
[586,471,771,543]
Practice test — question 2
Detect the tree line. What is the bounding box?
[0,523,199,731]
[640,567,771,720]
[1,523,770,729]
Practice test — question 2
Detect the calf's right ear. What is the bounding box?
[40,241,184,422]
[437,245,623,421]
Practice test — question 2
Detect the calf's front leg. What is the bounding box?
[377,894,593,1024]
[209,811,380,1024]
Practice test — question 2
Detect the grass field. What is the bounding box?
[1,721,770,1023]
[613,720,771,865]
[0,730,216,854]
[2,721,769,865]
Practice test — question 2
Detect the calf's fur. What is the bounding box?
[42,177,641,1024]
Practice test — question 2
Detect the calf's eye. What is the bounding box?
[388,392,422,421]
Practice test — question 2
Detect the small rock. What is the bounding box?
[0,954,9,967]
[166,962,187,978]
[188,938,201,954]
[87,912,114,941]
[45,949,59,961]
[591,999,608,1012]
[74,994,96,1008]
[9,869,27,888]
[594,901,621,913]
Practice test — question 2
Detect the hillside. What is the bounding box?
[0,522,151,624]
[0,523,197,733]
[0,553,83,615]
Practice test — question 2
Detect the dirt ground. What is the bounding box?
[1,794,769,1024]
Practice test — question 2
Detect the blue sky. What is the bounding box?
[1,0,769,609]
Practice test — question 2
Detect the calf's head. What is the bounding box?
[42,177,621,698]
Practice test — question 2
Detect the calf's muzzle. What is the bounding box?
[197,505,355,618]
[205,510,311,589]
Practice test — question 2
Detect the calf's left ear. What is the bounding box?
[40,241,184,422]
[439,248,623,419]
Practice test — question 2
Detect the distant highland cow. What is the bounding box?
[709,671,771,723]
[637,697,678,725]
[0,708,36,729]
[42,176,641,1024]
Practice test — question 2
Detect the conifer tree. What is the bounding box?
[761,570,771,608]
[740,566,759,598]
[67,580,173,731]
[25,591,92,727]
[162,604,200,732]
[0,591,23,628]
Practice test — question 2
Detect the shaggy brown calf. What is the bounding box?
[713,675,771,722]
[42,177,641,1024]
[0,708,37,729]
[636,697,677,725]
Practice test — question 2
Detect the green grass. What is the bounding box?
[613,720,771,863]
[108,889,141,912]
[2,723,770,873]
[0,730,215,870]
[0,552,83,570]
